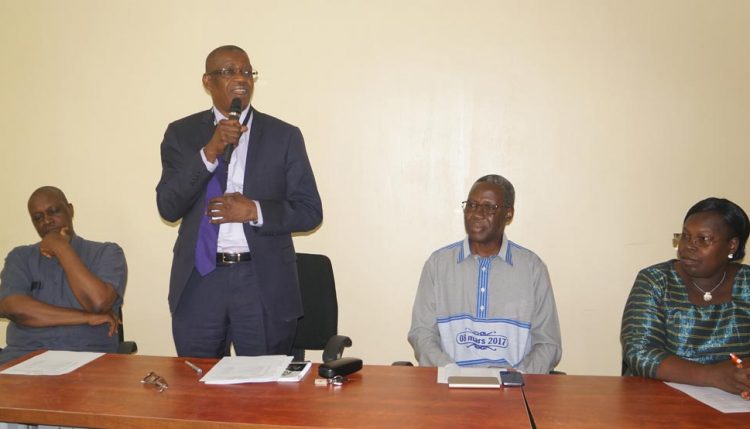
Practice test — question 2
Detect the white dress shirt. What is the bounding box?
[199,106,264,253]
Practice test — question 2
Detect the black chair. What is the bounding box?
[291,253,350,362]
[117,307,138,354]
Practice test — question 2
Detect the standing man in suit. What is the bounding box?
[157,45,322,358]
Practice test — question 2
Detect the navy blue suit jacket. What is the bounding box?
[156,107,322,319]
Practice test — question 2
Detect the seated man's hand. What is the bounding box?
[39,226,73,258]
[86,310,120,337]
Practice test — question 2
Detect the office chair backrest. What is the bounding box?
[117,307,138,354]
[292,253,338,361]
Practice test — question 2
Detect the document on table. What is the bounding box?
[437,364,507,384]
[0,351,104,376]
[666,382,750,413]
[200,355,293,384]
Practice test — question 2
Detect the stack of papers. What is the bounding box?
[200,355,293,384]
[0,351,104,376]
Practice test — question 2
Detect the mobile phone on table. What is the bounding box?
[499,370,524,387]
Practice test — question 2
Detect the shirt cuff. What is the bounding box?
[200,148,218,172]
[250,201,264,226]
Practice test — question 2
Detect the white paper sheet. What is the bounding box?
[199,355,293,384]
[0,351,104,376]
[666,382,750,413]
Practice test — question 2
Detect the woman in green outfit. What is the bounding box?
[621,197,750,397]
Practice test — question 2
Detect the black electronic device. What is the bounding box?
[278,361,312,382]
[499,370,524,387]
[222,97,242,163]
[318,357,363,378]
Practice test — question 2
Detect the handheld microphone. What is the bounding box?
[223,97,242,163]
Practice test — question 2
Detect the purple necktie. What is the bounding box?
[194,159,227,276]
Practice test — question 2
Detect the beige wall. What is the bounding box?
[1,0,748,375]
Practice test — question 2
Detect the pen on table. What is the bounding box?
[185,360,203,375]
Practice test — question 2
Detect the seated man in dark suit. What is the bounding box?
[156,45,322,358]
[0,186,127,364]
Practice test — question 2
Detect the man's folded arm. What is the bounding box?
[56,243,124,314]
[0,294,116,333]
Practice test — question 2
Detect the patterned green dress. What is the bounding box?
[621,261,750,377]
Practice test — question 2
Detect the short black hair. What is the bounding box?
[205,45,247,72]
[684,197,749,261]
[29,186,69,205]
[474,174,515,207]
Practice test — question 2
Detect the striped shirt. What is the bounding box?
[621,261,750,377]
[408,235,562,373]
